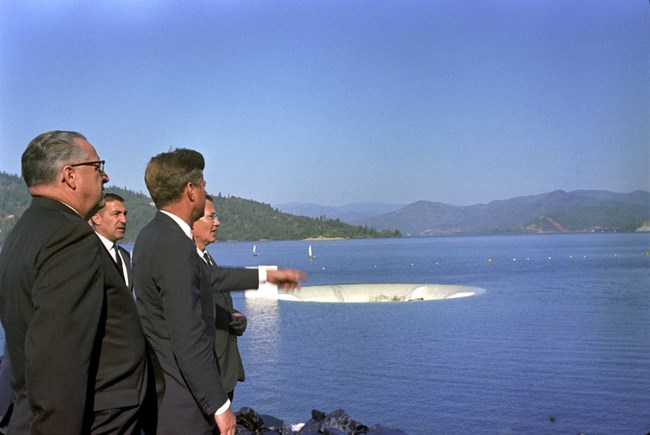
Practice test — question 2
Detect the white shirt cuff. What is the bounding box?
[215,399,231,416]
[258,266,267,284]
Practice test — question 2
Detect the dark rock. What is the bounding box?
[296,417,321,435]
[236,407,406,435]
[299,408,369,434]
[311,409,327,421]
[236,407,265,432]
[236,407,294,434]
[260,413,292,434]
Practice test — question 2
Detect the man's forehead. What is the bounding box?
[104,200,126,211]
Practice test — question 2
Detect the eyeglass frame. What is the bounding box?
[69,160,106,174]
[203,213,220,222]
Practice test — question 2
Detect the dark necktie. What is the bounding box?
[113,244,125,281]
[204,251,216,267]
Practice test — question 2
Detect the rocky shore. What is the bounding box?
[235,407,408,434]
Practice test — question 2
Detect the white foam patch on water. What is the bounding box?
[247,283,484,303]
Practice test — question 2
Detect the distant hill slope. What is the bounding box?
[356,190,650,235]
[3,171,647,241]
[0,172,399,245]
[274,202,406,221]
[209,194,400,241]
[0,171,30,242]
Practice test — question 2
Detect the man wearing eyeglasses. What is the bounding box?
[0,131,153,434]
[192,195,305,403]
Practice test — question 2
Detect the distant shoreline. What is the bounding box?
[303,236,346,241]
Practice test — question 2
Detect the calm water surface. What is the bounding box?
[2,233,648,434]
[208,233,650,435]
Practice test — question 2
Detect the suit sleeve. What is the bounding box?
[209,267,259,293]
[28,222,103,434]
[157,239,228,414]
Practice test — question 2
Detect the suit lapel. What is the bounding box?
[119,246,133,289]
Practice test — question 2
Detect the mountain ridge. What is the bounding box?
[354,189,650,235]
[276,189,650,235]
[2,170,648,240]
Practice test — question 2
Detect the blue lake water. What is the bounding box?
[1,233,648,434]
[208,233,650,435]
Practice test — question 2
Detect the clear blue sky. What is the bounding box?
[1,0,648,206]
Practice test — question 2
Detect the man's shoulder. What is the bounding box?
[134,214,192,256]
[137,214,183,240]
[31,196,79,216]
[5,198,90,246]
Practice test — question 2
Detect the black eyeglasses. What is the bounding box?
[70,160,105,173]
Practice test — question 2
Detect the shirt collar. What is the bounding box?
[196,247,209,263]
[95,232,115,251]
[60,201,81,216]
[160,210,193,240]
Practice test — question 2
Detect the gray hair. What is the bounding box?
[21,131,89,187]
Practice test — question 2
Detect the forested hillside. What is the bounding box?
[0,171,30,242]
[211,194,398,241]
[0,172,400,245]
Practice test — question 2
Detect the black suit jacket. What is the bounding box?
[204,261,258,394]
[133,211,227,435]
[0,197,151,434]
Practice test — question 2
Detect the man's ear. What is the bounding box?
[187,182,195,202]
[62,166,77,189]
[90,214,101,226]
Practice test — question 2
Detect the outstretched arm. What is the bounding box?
[266,268,307,290]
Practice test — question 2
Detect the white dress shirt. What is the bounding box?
[95,232,128,287]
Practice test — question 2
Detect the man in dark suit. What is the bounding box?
[132,148,237,435]
[90,192,132,289]
[133,150,305,434]
[0,131,152,434]
[192,195,306,402]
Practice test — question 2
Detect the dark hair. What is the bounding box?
[21,131,88,187]
[103,192,125,203]
[90,192,126,218]
[144,148,205,208]
[205,194,214,202]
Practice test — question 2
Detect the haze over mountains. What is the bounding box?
[276,190,650,236]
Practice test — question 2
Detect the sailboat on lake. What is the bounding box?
[308,245,316,260]
[253,244,260,257]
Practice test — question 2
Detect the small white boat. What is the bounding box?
[253,245,260,257]
[308,245,316,260]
